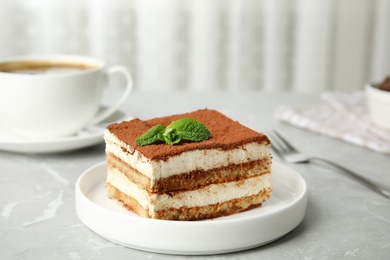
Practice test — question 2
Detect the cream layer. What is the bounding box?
[106,167,272,217]
[105,130,270,181]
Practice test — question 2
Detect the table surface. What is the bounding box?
[1,90,389,259]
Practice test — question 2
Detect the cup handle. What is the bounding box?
[89,65,133,125]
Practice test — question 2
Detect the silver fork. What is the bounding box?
[267,129,390,200]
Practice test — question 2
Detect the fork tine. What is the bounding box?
[267,130,288,156]
[271,130,297,153]
[267,131,282,152]
[266,130,282,156]
[266,130,290,159]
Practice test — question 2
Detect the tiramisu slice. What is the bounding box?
[104,109,272,220]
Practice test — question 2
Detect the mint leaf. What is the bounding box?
[167,118,210,142]
[163,127,181,145]
[135,124,166,146]
[135,117,210,146]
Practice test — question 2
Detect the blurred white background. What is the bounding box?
[0,0,389,92]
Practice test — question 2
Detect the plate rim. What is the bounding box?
[75,161,308,255]
[0,131,103,153]
[0,113,133,153]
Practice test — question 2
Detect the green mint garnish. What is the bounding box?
[134,124,166,146]
[135,118,210,146]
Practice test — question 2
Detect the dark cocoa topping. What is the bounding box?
[378,77,390,91]
[107,109,270,161]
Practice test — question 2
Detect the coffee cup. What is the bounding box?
[0,55,133,139]
[365,82,390,130]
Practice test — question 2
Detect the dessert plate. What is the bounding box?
[0,110,131,154]
[75,161,308,255]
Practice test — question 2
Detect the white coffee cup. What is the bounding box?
[0,55,133,139]
[365,83,390,130]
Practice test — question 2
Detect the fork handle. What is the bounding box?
[310,157,390,200]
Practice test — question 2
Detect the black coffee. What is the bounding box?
[0,60,99,75]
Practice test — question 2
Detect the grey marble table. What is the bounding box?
[1,90,389,259]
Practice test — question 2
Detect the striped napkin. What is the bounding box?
[274,91,390,155]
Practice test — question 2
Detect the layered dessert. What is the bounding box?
[104,109,272,220]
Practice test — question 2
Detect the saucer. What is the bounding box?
[76,161,308,255]
[0,111,132,154]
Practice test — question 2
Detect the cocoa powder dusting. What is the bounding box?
[106,109,270,161]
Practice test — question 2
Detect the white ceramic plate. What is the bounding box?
[0,111,131,153]
[75,161,308,255]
